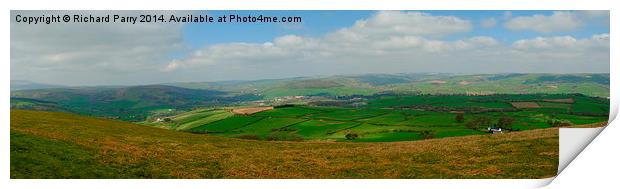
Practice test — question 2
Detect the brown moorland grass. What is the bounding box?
[11,109,564,179]
[232,107,274,115]
[566,122,607,128]
[510,102,541,109]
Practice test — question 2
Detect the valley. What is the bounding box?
[142,94,608,142]
[11,73,610,142]
[9,73,611,178]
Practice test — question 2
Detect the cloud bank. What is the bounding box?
[504,11,609,33]
[11,10,187,85]
[11,11,610,85]
[166,11,609,81]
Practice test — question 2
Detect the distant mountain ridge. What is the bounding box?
[165,73,610,98]
[10,80,63,91]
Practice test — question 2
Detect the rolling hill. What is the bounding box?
[10,80,64,91]
[11,73,609,122]
[11,109,570,178]
[167,73,610,98]
[11,85,259,121]
[10,97,69,112]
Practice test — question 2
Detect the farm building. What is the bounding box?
[487,126,503,134]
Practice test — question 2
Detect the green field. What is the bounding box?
[153,94,608,142]
[12,73,610,122]
[11,74,610,143]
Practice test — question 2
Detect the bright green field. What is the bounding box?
[156,94,608,142]
[141,108,234,131]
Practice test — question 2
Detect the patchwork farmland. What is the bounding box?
[143,94,609,142]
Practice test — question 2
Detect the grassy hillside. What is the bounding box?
[11,109,568,178]
[11,85,258,121]
[11,73,609,122]
[10,97,69,112]
[388,73,610,97]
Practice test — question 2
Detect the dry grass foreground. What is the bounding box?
[11,109,562,179]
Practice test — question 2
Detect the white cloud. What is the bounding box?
[11,10,187,85]
[512,34,609,50]
[513,36,578,50]
[508,34,609,71]
[504,11,582,33]
[341,11,472,37]
[504,11,610,33]
[167,11,608,79]
[480,18,497,28]
[166,11,491,71]
[577,10,609,18]
[165,11,483,74]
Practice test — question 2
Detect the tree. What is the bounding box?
[345,133,359,140]
[421,130,434,139]
[267,132,304,141]
[465,116,493,130]
[465,120,478,130]
[455,113,465,123]
[496,117,515,130]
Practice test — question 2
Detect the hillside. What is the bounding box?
[10,73,609,122]
[167,73,610,98]
[11,110,562,178]
[10,80,63,91]
[10,97,69,112]
[10,85,259,121]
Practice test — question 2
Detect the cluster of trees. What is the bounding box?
[398,105,518,114]
[345,133,359,140]
[267,132,304,141]
[455,113,465,123]
[458,114,515,131]
[274,104,296,108]
[345,130,435,140]
[420,130,434,139]
[233,132,306,141]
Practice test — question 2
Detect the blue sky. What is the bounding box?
[11,10,610,85]
[183,11,373,47]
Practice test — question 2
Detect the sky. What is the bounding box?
[11,10,610,86]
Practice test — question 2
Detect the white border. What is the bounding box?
[3,1,616,189]
[1,0,616,10]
